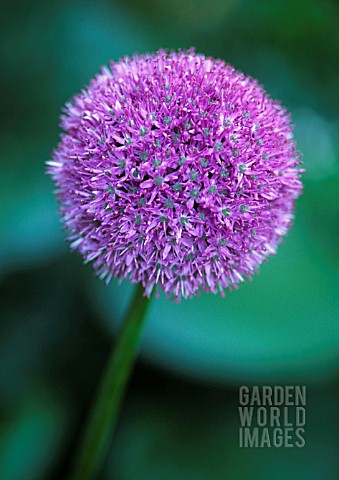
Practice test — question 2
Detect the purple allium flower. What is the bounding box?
[48,49,303,300]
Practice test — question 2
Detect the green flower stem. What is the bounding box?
[69,283,150,480]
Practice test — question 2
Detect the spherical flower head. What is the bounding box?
[47,49,303,301]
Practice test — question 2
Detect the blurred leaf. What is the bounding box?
[294,109,338,181]
[0,386,66,480]
[88,215,339,383]
[0,133,65,275]
[52,0,154,99]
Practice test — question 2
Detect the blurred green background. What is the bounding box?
[1,0,339,479]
